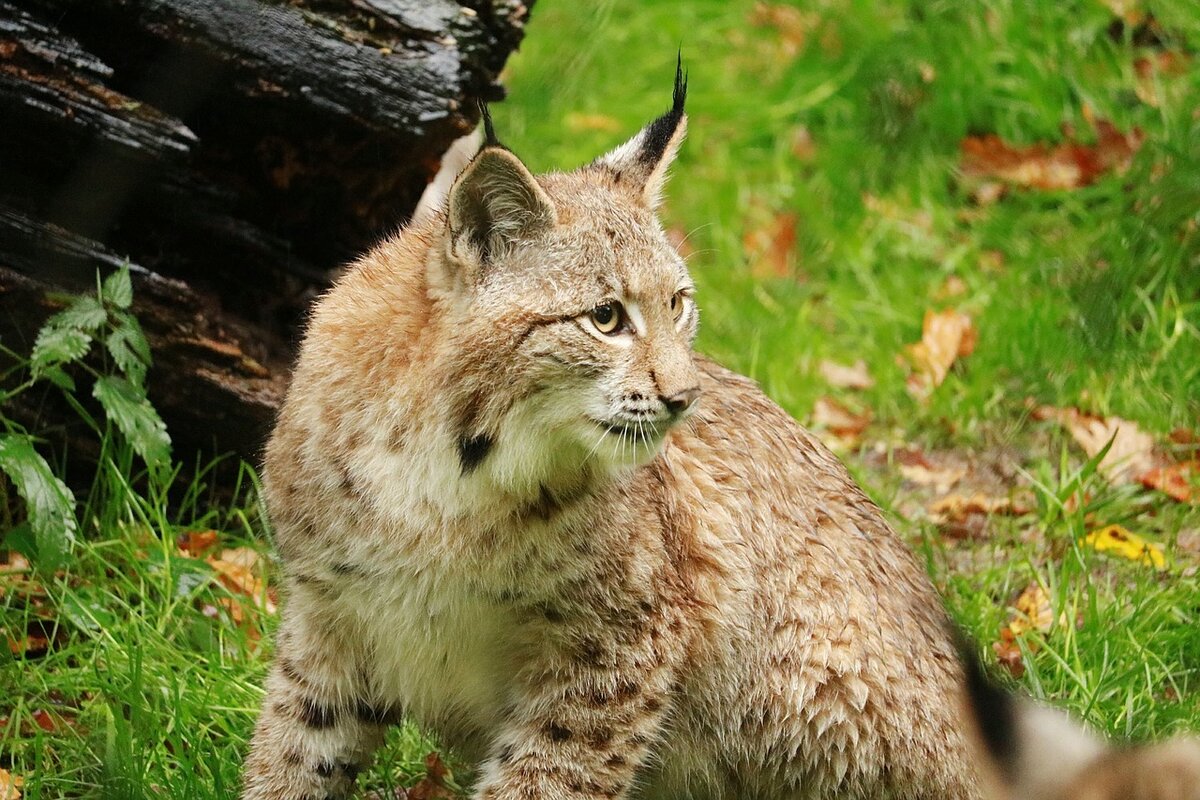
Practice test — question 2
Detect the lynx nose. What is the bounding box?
[662,387,701,416]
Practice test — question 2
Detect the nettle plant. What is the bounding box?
[0,266,170,572]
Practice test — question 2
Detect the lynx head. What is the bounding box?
[425,59,699,489]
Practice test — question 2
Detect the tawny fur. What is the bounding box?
[968,696,1200,800]
[242,74,981,800]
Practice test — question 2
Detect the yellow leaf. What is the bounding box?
[1006,584,1054,637]
[1083,524,1166,570]
[0,768,24,800]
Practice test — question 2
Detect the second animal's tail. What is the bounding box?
[961,646,1200,799]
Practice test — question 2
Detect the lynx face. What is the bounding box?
[482,186,700,469]
[425,72,701,484]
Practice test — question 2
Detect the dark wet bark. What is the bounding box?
[0,0,532,464]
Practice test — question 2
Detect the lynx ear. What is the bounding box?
[593,55,688,209]
[446,133,557,271]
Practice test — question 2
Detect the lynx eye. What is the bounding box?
[670,291,686,321]
[590,302,623,334]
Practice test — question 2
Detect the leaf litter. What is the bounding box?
[0,768,23,800]
[1032,405,1158,484]
[818,359,874,390]
[994,583,1066,678]
[960,114,1143,198]
[811,397,871,449]
[742,204,799,279]
[904,309,976,398]
[1084,524,1166,570]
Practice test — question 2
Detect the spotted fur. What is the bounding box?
[242,67,981,799]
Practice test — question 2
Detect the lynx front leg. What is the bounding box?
[475,603,683,800]
[242,584,394,800]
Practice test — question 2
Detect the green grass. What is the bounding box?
[4,0,1200,795]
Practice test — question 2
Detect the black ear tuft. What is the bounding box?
[637,53,689,166]
[959,633,1019,779]
[590,53,689,208]
[479,100,500,148]
[672,49,688,116]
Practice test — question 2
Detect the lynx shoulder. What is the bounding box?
[242,62,981,800]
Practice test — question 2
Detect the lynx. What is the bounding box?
[241,63,983,799]
[963,654,1200,800]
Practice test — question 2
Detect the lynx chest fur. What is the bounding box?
[242,66,982,800]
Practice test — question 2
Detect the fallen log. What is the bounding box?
[0,0,533,465]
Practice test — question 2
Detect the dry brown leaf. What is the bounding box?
[743,210,798,279]
[177,530,219,558]
[811,397,870,447]
[1178,529,1200,558]
[207,547,276,615]
[1139,460,1199,504]
[406,752,457,800]
[993,582,1051,676]
[929,492,1032,522]
[818,359,874,390]
[0,768,23,800]
[7,618,54,658]
[1034,406,1157,484]
[905,309,976,397]
[971,181,1007,206]
[790,125,817,162]
[1168,428,1199,448]
[748,3,816,58]
[1134,51,1191,107]
[862,193,933,232]
[899,463,966,494]
[960,118,1143,191]
[1008,584,1054,637]
[1099,0,1146,25]
[563,112,622,133]
[993,632,1025,678]
[993,583,1057,678]
[978,250,1006,273]
[7,631,48,657]
[30,709,62,733]
[934,275,968,300]
[0,553,30,574]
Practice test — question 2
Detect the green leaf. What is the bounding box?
[59,588,119,634]
[51,295,108,333]
[101,266,133,309]
[3,522,37,562]
[42,365,77,392]
[109,311,151,364]
[106,315,151,387]
[0,434,77,572]
[92,375,171,468]
[31,325,92,377]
